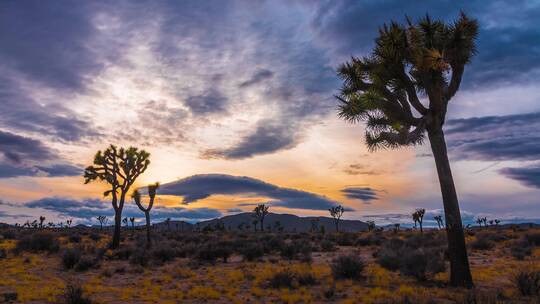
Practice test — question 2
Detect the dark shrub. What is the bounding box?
[268,270,295,289]
[69,234,82,243]
[62,248,82,269]
[515,269,540,296]
[476,232,510,243]
[151,244,176,263]
[129,248,149,267]
[524,233,540,246]
[241,243,264,261]
[356,234,384,246]
[111,246,133,260]
[297,272,317,286]
[176,243,197,258]
[75,256,97,272]
[280,239,312,261]
[62,284,92,304]
[196,243,231,263]
[335,233,355,246]
[320,239,336,252]
[2,229,17,240]
[400,248,445,281]
[376,238,404,271]
[15,232,60,253]
[0,248,7,259]
[88,233,101,242]
[331,254,364,280]
[510,241,532,260]
[471,237,494,251]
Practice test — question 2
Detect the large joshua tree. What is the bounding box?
[84,145,150,249]
[253,204,269,232]
[336,13,478,288]
[132,182,159,248]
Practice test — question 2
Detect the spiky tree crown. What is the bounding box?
[337,13,478,150]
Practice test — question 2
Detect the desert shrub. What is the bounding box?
[62,284,92,304]
[335,233,356,246]
[151,244,176,263]
[69,234,82,243]
[510,241,532,260]
[88,233,101,242]
[296,272,317,286]
[280,239,312,261]
[62,248,82,269]
[268,269,295,289]
[524,233,540,246]
[400,248,445,281]
[515,269,540,297]
[2,229,17,240]
[356,233,385,246]
[111,246,133,260]
[0,248,6,259]
[471,237,494,251]
[376,237,445,281]
[176,243,198,258]
[320,239,336,252]
[331,254,364,280]
[15,231,60,253]
[75,256,97,272]
[240,243,264,261]
[476,232,510,243]
[196,242,232,264]
[129,248,149,267]
[262,235,285,253]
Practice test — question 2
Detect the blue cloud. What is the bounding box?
[499,166,540,189]
[341,187,380,203]
[158,174,343,210]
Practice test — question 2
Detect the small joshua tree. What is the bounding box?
[253,204,269,232]
[310,218,320,233]
[48,222,55,228]
[366,221,376,232]
[132,183,159,248]
[165,218,171,231]
[66,219,72,228]
[129,217,135,228]
[413,209,426,233]
[329,205,345,232]
[476,217,483,227]
[31,220,38,229]
[494,219,500,226]
[434,215,444,230]
[39,216,45,229]
[393,223,400,233]
[84,145,150,249]
[488,220,494,226]
[122,217,128,228]
[97,215,108,230]
[251,219,258,232]
[482,217,487,227]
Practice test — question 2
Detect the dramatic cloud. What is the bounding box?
[499,166,540,189]
[204,121,300,159]
[0,130,81,178]
[185,90,229,116]
[341,187,380,203]
[158,174,341,210]
[239,69,274,88]
[25,197,221,223]
[446,112,540,161]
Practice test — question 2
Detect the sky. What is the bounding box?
[0,0,539,227]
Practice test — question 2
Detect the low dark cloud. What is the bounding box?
[0,130,81,178]
[204,120,300,159]
[446,112,540,161]
[25,197,221,223]
[158,174,342,210]
[499,166,540,189]
[341,187,380,203]
[185,90,228,116]
[239,69,274,88]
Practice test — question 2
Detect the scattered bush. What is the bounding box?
[62,284,92,304]
[75,256,97,272]
[2,229,17,240]
[296,272,317,286]
[129,248,149,267]
[510,242,532,260]
[15,232,60,253]
[515,269,540,297]
[320,239,336,252]
[524,233,540,246]
[62,248,82,269]
[241,243,264,261]
[88,233,101,242]
[151,244,177,263]
[68,234,82,243]
[268,269,295,289]
[196,243,232,264]
[471,237,494,251]
[280,240,312,261]
[331,254,364,280]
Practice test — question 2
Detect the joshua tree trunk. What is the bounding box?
[335,220,339,233]
[145,211,152,248]
[260,219,264,232]
[112,209,122,249]
[428,127,473,288]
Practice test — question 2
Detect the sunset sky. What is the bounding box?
[1,0,539,226]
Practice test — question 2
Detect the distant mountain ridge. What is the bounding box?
[153,212,368,232]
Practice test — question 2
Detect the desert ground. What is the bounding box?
[0,225,539,303]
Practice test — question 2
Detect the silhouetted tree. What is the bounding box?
[336,13,478,287]
[132,183,159,248]
[39,216,45,229]
[251,219,258,232]
[253,204,269,232]
[366,220,376,232]
[122,217,128,228]
[97,215,108,230]
[393,223,400,233]
[494,219,500,226]
[413,209,425,233]
[434,215,444,230]
[165,218,171,231]
[84,145,150,249]
[310,218,320,233]
[329,205,345,232]
[66,219,72,228]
